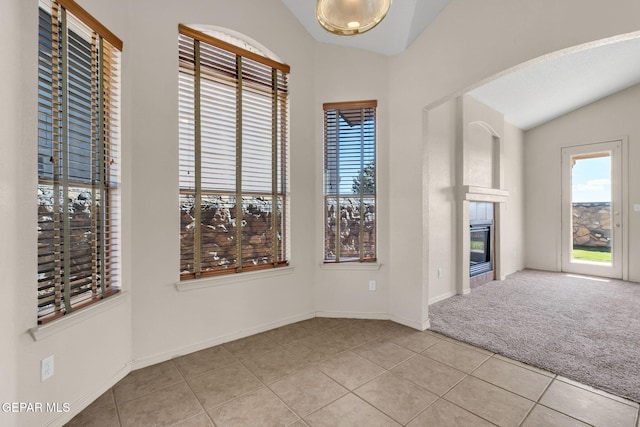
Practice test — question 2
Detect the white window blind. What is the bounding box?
[178,25,289,279]
[37,0,122,324]
[323,101,377,262]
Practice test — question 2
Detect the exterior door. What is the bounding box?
[561,140,623,279]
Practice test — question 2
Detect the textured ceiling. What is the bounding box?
[469,33,640,130]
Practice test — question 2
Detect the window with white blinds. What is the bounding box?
[178,25,289,280]
[37,0,122,324]
[323,101,377,262]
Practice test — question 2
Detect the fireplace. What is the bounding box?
[470,222,492,277]
[468,201,495,287]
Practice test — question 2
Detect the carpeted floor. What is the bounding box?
[429,269,640,403]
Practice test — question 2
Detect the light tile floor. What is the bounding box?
[66,318,640,427]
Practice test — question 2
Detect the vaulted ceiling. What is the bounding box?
[283,1,640,130]
[469,33,640,130]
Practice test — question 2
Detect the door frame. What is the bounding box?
[560,138,628,280]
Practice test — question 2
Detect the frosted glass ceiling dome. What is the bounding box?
[316,0,391,36]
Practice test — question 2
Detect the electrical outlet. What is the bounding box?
[368,280,376,291]
[437,268,443,279]
[41,355,54,382]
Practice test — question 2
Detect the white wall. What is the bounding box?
[127,0,318,366]
[502,122,527,275]
[425,99,458,303]
[388,0,640,327]
[424,96,525,304]
[525,83,640,282]
[463,96,526,283]
[0,1,26,425]
[313,43,392,320]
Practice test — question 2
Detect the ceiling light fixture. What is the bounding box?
[316,0,391,36]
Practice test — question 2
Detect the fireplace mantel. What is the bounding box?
[463,186,509,203]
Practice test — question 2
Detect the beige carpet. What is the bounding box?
[429,269,640,403]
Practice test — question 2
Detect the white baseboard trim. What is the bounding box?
[132,311,316,370]
[314,310,389,320]
[428,292,456,305]
[46,362,132,427]
[389,314,426,331]
[315,311,427,331]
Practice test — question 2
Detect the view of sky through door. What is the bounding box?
[572,156,611,202]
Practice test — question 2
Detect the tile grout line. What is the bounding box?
[386,352,468,399]
[516,373,558,427]
[436,370,540,427]
[420,366,500,427]
[520,374,612,427]
[347,367,409,426]
[342,336,451,425]
[82,319,636,427]
[110,387,124,427]
[80,322,410,425]
[168,357,219,427]
[233,339,315,425]
[491,353,556,378]
[554,375,640,409]
[436,332,640,408]
[113,377,188,408]
[262,322,411,423]
[348,389,409,426]
[531,376,625,427]
[409,396,502,427]
[213,319,384,422]
[349,341,418,371]
[315,328,476,425]
[487,353,640,419]
[111,359,194,409]
[443,336,496,356]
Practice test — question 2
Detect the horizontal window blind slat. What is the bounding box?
[179,27,289,279]
[323,102,377,262]
[37,0,121,324]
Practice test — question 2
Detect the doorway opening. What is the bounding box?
[561,140,623,279]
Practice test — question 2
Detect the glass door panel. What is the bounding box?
[561,141,622,278]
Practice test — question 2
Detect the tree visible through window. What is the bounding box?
[323,101,377,262]
[178,25,290,279]
[37,0,122,324]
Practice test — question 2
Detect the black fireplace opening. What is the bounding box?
[470,221,492,277]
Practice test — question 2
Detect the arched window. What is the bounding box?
[178,25,290,279]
